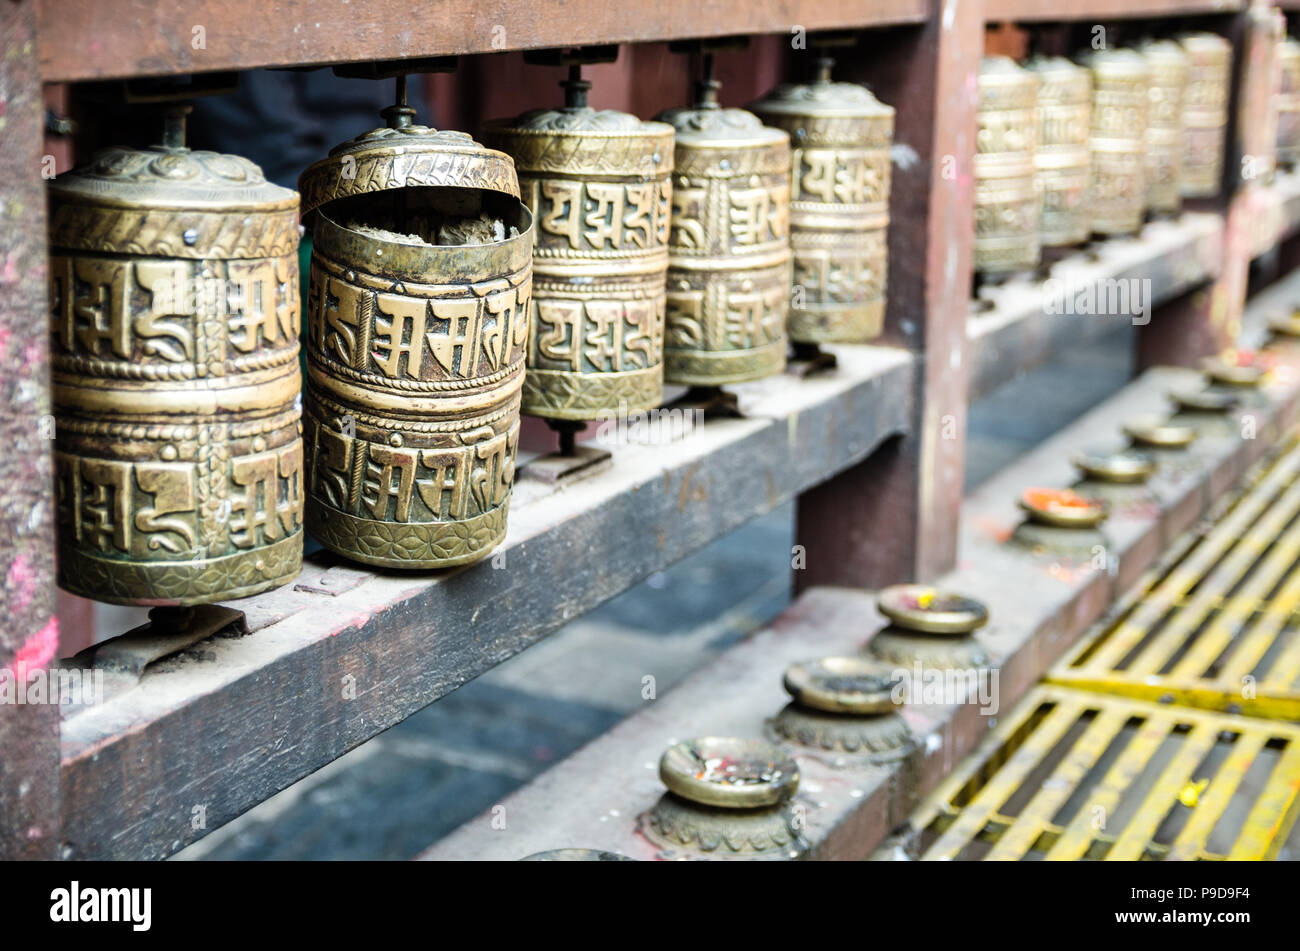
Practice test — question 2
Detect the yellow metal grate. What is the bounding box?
[1048,435,1300,719]
[908,685,1300,861]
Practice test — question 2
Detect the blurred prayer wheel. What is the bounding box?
[1083,48,1149,236]
[751,56,894,343]
[975,57,1041,275]
[47,107,304,605]
[1139,40,1189,216]
[1025,55,1092,248]
[298,79,533,568]
[484,62,674,421]
[657,62,791,385]
[1179,32,1231,198]
[1277,38,1300,168]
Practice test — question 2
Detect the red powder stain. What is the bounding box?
[6,555,38,614]
[23,343,43,368]
[7,617,59,679]
[0,253,18,285]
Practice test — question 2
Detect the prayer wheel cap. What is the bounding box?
[1073,448,1158,484]
[298,123,521,221]
[749,70,894,122]
[782,656,901,714]
[877,584,989,634]
[659,737,799,809]
[1020,488,1109,528]
[1170,387,1241,413]
[657,102,789,149]
[1124,415,1198,449]
[49,144,298,259]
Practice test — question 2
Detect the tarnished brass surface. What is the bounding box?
[975,57,1040,274]
[484,84,674,420]
[1123,415,1197,449]
[1169,387,1241,413]
[770,703,913,759]
[641,794,807,860]
[751,58,893,343]
[1009,520,1108,559]
[781,656,899,714]
[1025,56,1092,247]
[1278,38,1300,168]
[657,81,791,384]
[877,584,988,634]
[298,112,532,568]
[866,627,992,671]
[1139,40,1189,215]
[772,656,912,759]
[1179,32,1231,198]
[1072,448,1156,484]
[519,849,634,861]
[48,137,303,605]
[642,736,806,859]
[1020,487,1109,528]
[1083,48,1150,235]
[1203,352,1268,387]
[658,736,798,808]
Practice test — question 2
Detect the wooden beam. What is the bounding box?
[795,2,981,589]
[0,1,60,861]
[34,0,930,83]
[55,348,913,859]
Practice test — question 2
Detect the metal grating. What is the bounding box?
[908,685,1300,861]
[1048,436,1300,719]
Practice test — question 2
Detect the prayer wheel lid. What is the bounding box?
[48,142,297,256]
[298,117,521,221]
[492,103,669,134]
[1024,53,1088,76]
[1080,46,1150,78]
[1139,37,1191,61]
[750,58,893,119]
[1179,31,1232,54]
[657,79,788,149]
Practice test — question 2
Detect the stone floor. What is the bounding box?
[178,323,1135,861]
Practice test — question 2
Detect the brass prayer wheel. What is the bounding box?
[47,109,304,605]
[298,87,533,568]
[484,69,674,421]
[1025,55,1092,248]
[975,57,1040,275]
[1179,32,1232,198]
[1083,48,1150,236]
[657,72,791,385]
[1277,38,1300,168]
[1139,40,1189,216]
[751,57,894,343]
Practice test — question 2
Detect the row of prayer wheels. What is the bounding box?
[45,51,896,606]
[975,33,1233,275]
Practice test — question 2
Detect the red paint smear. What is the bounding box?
[6,554,38,614]
[7,618,59,679]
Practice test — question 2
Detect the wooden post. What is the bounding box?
[795,1,981,590]
[0,1,61,860]
[1139,3,1282,368]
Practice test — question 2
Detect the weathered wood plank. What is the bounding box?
[421,274,1300,859]
[55,347,913,859]
[0,2,61,861]
[968,213,1225,400]
[35,0,930,83]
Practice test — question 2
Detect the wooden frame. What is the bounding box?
[1,0,1296,860]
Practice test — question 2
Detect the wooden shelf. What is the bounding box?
[985,0,1244,23]
[968,213,1224,401]
[55,347,912,859]
[422,264,1300,859]
[35,0,929,83]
